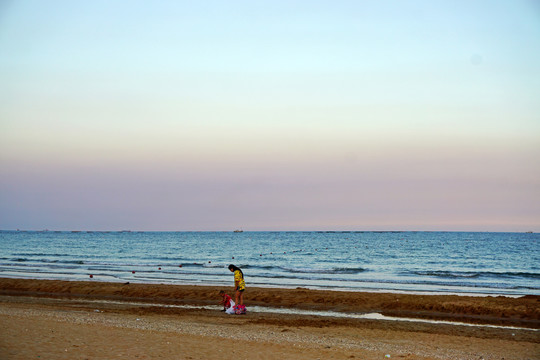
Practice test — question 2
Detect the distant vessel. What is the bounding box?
[233,229,243,233]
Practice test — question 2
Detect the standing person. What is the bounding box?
[228,264,246,313]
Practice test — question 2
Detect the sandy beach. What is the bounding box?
[0,278,538,359]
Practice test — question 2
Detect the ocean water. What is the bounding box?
[0,231,538,296]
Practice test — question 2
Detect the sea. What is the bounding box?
[0,231,538,296]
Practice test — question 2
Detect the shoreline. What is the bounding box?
[1,277,538,329]
[0,275,529,298]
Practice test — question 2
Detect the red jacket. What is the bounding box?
[222,294,233,308]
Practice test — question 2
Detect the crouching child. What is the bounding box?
[219,290,236,314]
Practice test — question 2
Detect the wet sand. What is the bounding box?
[0,278,538,359]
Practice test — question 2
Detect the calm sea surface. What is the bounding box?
[0,231,538,296]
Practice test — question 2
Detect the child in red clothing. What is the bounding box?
[219,290,235,313]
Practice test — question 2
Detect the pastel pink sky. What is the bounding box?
[1,1,539,231]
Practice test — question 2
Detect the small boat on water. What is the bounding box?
[233,229,243,233]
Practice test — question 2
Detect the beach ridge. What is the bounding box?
[1,278,538,328]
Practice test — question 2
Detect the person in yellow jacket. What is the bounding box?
[228,264,245,312]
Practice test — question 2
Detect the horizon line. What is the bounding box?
[1,229,536,234]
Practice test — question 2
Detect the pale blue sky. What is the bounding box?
[1,0,539,231]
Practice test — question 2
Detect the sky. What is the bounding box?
[1,0,539,231]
